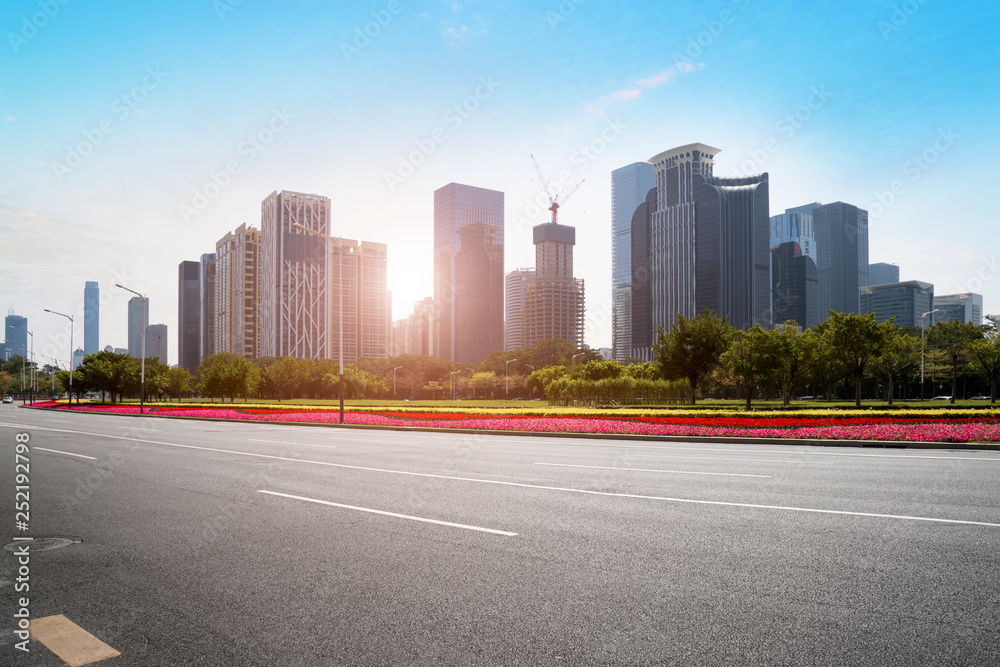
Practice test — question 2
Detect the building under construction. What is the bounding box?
[521,222,585,348]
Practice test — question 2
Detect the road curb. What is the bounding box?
[19,404,1000,451]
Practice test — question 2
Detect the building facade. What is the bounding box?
[630,187,657,358]
[769,209,817,262]
[328,239,390,365]
[611,162,656,361]
[860,280,934,327]
[146,324,168,365]
[127,296,149,359]
[200,253,217,362]
[215,224,261,358]
[433,183,504,364]
[813,201,869,315]
[868,262,900,287]
[84,281,100,355]
[522,223,585,349]
[934,293,983,325]
[4,312,28,362]
[260,190,331,359]
[178,260,201,371]
[771,241,820,329]
[504,268,535,351]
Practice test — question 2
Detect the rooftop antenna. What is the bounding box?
[531,155,584,225]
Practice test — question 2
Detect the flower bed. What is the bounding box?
[29,401,1000,442]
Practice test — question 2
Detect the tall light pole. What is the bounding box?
[921,308,940,400]
[44,309,75,408]
[572,352,586,364]
[393,366,403,398]
[292,223,345,423]
[449,369,462,400]
[115,284,147,414]
[505,358,518,397]
[43,355,64,393]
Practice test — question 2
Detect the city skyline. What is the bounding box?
[2,1,997,363]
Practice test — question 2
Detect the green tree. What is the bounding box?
[77,350,136,403]
[871,329,921,405]
[720,325,781,410]
[525,365,566,395]
[927,320,983,403]
[771,324,813,406]
[166,367,193,401]
[653,310,734,405]
[200,353,261,402]
[622,362,657,381]
[467,371,499,398]
[262,357,311,401]
[577,359,622,381]
[0,370,14,396]
[820,311,892,407]
[969,325,1000,403]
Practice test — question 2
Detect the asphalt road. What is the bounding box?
[2,404,999,666]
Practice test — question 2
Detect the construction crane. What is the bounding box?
[531,155,584,225]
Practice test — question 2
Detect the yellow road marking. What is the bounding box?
[29,615,120,666]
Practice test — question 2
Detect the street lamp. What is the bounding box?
[572,352,586,364]
[43,355,64,393]
[449,369,463,400]
[292,223,345,424]
[114,284,147,414]
[7,327,34,404]
[920,308,940,400]
[43,309,75,408]
[393,366,403,398]
[505,358,518,397]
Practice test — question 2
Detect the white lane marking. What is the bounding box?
[2,422,999,528]
[637,454,833,465]
[33,447,97,460]
[258,490,516,536]
[535,462,770,478]
[248,438,337,450]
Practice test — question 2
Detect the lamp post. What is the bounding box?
[920,308,940,400]
[505,358,518,397]
[393,366,403,398]
[114,285,147,414]
[44,309,75,408]
[572,352,586,364]
[449,369,462,400]
[293,223,345,424]
[43,355,63,393]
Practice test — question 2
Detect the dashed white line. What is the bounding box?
[33,447,97,460]
[248,439,336,450]
[535,462,771,478]
[258,490,517,536]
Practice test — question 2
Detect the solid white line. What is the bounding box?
[2,421,998,528]
[258,490,517,536]
[33,447,97,460]
[637,454,833,465]
[248,439,336,450]
[535,462,771,478]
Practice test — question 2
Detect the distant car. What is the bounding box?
[930,396,951,401]
[798,396,816,401]
[969,396,991,401]
[2,396,13,404]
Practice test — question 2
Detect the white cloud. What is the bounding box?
[3,115,15,123]
[583,63,704,117]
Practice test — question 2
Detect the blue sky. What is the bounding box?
[1,0,997,364]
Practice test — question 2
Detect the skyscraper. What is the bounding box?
[408,297,435,357]
[771,241,820,329]
[127,296,149,359]
[178,260,201,371]
[643,143,769,354]
[215,224,261,358]
[769,209,816,262]
[629,187,657,357]
[146,324,168,365]
[84,281,100,355]
[504,268,534,351]
[868,262,900,286]
[4,311,28,362]
[813,201,869,315]
[260,191,331,359]
[935,293,983,325]
[433,183,504,364]
[861,280,933,327]
[611,162,656,361]
[200,253,217,362]
[328,238,390,365]
[522,223,585,348]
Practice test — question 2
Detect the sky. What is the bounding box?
[1,0,998,366]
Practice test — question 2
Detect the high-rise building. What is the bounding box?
[868,262,900,287]
[771,241,820,329]
[178,260,201,371]
[641,143,769,356]
[4,311,27,361]
[813,201,869,315]
[408,297,435,357]
[630,187,657,357]
[260,191,331,359]
[522,223,585,348]
[72,348,84,370]
[861,280,933,327]
[433,183,504,364]
[146,324,168,365]
[611,162,656,362]
[84,281,100,355]
[328,239,390,365]
[127,296,149,359]
[935,293,983,325]
[392,318,410,357]
[770,209,816,262]
[504,268,535,351]
[215,224,261,358]
[200,253,217,362]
